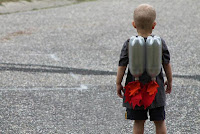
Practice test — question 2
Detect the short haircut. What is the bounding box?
[134,4,156,30]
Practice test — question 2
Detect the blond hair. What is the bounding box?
[134,4,156,31]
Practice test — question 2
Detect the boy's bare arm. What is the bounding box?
[163,63,172,94]
[116,66,127,98]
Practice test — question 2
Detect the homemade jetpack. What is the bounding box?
[124,36,162,109]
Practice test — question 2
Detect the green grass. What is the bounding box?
[0,0,95,5]
[0,0,31,5]
[76,0,95,2]
[0,0,95,4]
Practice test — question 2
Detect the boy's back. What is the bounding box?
[119,36,170,110]
[116,4,172,134]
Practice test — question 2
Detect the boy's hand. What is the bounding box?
[116,84,124,98]
[165,81,172,94]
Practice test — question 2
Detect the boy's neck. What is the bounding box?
[137,30,152,38]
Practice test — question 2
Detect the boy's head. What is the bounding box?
[133,4,156,33]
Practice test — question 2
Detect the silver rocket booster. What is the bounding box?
[146,36,162,79]
[128,36,145,79]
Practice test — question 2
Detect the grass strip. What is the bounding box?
[0,0,31,5]
[0,0,94,5]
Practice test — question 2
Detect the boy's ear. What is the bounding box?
[152,22,157,29]
[132,21,136,28]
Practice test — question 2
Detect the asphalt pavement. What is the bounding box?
[0,0,199,133]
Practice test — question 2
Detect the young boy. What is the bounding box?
[116,4,172,134]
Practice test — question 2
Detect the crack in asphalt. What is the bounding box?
[0,63,199,81]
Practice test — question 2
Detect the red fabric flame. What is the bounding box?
[147,81,159,95]
[124,80,159,109]
[130,91,142,108]
[141,81,158,109]
[124,81,141,109]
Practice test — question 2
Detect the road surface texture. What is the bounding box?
[0,0,199,133]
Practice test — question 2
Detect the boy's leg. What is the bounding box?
[154,120,167,134]
[149,106,166,134]
[126,108,148,134]
[133,120,146,134]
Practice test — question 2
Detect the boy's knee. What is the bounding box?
[154,121,167,134]
[154,120,165,126]
[134,120,146,134]
[134,120,146,125]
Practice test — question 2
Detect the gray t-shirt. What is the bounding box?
[119,37,170,110]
